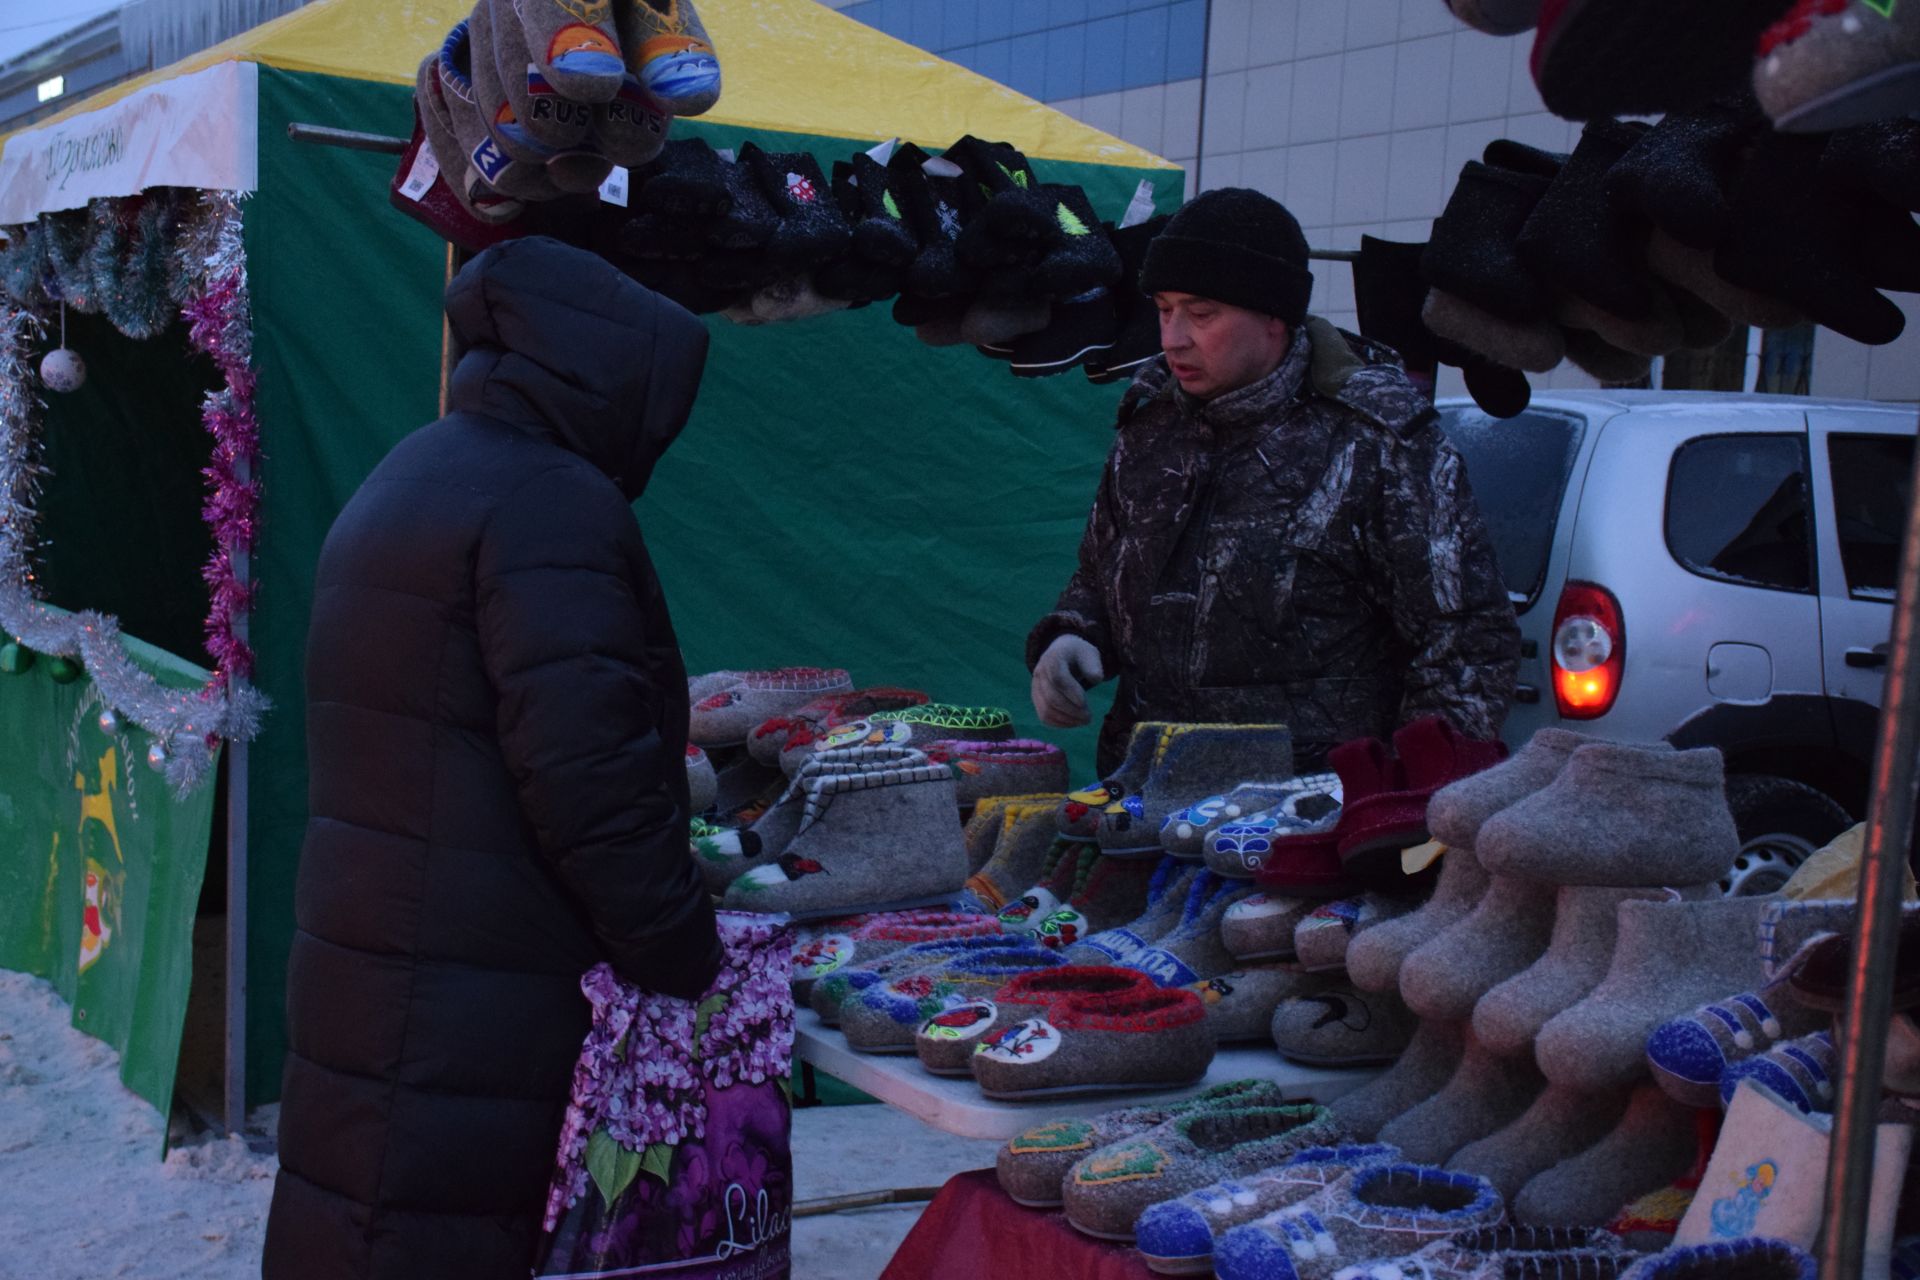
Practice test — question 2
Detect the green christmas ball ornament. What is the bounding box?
[44,655,82,684]
[0,641,33,674]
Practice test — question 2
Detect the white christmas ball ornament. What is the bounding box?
[97,707,119,735]
[146,738,170,771]
[40,347,85,393]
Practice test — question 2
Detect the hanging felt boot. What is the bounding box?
[1447,1082,1635,1204]
[1027,183,1124,300]
[613,0,723,118]
[944,134,1053,252]
[1472,885,1670,1057]
[1449,0,1543,35]
[1535,895,1773,1092]
[1377,1027,1549,1165]
[1084,214,1170,385]
[1605,92,1768,253]
[738,144,852,270]
[891,144,979,299]
[1420,162,1563,370]
[1009,286,1121,377]
[1561,327,1653,383]
[719,764,972,919]
[1755,0,1920,132]
[1714,130,1911,346]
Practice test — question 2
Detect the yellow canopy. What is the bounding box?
[18,0,1173,169]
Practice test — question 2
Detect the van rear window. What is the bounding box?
[1828,434,1913,601]
[1436,407,1584,612]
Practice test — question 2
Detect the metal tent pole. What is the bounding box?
[1819,412,1920,1278]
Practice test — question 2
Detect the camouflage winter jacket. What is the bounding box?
[1027,320,1521,775]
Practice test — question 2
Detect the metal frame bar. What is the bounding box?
[1819,412,1920,1278]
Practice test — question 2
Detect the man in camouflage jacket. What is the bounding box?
[1028,189,1520,774]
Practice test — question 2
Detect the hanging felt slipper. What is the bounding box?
[1529,0,1797,120]
[438,23,564,208]
[1756,0,1920,132]
[514,0,627,104]
[614,0,723,117]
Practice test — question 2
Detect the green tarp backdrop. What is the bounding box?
[234,67,1171,1103]
[0,629,220,1133]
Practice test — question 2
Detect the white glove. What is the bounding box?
[1031,634,1106,728]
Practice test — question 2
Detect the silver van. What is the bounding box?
[1439,391,1916,894]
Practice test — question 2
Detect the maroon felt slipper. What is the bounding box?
[1336,717,1507,886]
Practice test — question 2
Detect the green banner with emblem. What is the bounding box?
[0,622,220,1134]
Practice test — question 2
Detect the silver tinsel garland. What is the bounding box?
[0,191,269,796]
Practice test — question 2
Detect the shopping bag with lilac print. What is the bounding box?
[536,912,796,1280]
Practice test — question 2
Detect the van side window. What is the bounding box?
[1828,434,1913,602]
[1665,434,1814,593]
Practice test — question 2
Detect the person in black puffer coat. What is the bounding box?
[263,236,724,1280]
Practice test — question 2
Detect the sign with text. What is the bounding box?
[0,60,258,224]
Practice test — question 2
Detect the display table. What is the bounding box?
[880,1169,1157,1280]
[795,1008,1380,1140]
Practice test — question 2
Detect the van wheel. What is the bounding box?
[1721,774,1853,898]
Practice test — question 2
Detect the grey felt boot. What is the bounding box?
[1476,745,1739,888]
[1512,1084,1702,1227]
[1377,1026,1549,1164]
[956,797,1065,913]
[1535,895,1773,1092]
[1124,872,1257,986]
[1329,1019,1470,1141]
[1348,850,1492,995]
[1426,727,1602,850]
[1472,885,1667,1058]
[1446,1082,1634,1203]
[1401,874,1560,1023]
[720,763,970,919]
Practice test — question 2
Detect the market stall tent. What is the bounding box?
[0,0,1182,1113]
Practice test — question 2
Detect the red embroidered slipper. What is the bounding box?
[1336,717,1508,885]
[1251,736,1395,896]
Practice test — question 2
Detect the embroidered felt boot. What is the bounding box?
[957,798,1067,913]
[1058,721,1177,842]
[1060,858,1203,966]
[688,666,852,749]
[1100,722,1295,858]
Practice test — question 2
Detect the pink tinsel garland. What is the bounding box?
[180,266,259,694]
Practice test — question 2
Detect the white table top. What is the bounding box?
[793,1008,1382,1140]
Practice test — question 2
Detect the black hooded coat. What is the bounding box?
[263,237,724,1280]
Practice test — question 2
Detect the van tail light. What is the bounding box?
[1551,582,1624,719]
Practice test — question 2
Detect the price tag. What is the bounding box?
[598,166,631,207]
[1119,178,1157,229]
[399,141,440,203]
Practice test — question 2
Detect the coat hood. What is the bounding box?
[444,236,710,500]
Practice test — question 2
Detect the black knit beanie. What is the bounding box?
[1137,187,1314,325]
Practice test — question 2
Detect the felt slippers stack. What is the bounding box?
[400,0,724,233]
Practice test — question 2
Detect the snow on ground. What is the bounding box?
[0,970,999,1280]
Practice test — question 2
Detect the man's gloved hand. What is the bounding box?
[1032,634,1106,728]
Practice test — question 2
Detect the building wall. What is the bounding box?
[825,0,1920,403]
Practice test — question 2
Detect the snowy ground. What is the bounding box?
[0,969,1000,1280]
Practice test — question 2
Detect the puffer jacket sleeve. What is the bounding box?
[475,461,722,1000]
[1026,453,1121,673]
[1366,424,1522,742]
